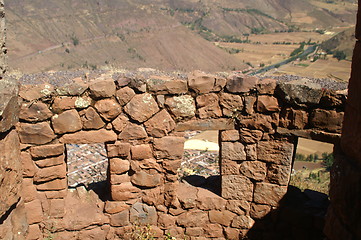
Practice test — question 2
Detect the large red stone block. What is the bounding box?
[18,122,56,144]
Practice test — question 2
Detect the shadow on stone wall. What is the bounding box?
[246,185,329,240]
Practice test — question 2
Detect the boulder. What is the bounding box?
[310,109,343,133]
[94,98,122,121]
[0,130,21,217]
[52,96,77,112]
[146,76,187,94]
[221,159,240,175]
[124,93,159,122]
[244,96,257,115]
[153,136,184,159]
[220,93,244,116]
[115,87,135,106]
[118,123,147,140]
[129,203,157,225]
[112,114,129,132]
[52,109,82,134]
[176,210,208,227]
[209,210,236,226]
[277,79,323,105]
[239,113,278,132]
[197,94,222,118]
[110,210,130,227]
[257,95,279,112]
[226,74,258,93]
[36,179,67,191]
[89,79,116,99]
[55,77,88,96]
[18,122,56,144]
[257,78,277,94]
[21,152,37,177]
[165,95,196,119]
[79,107,105,130]
[131,171,161,188]
[188,70,226,93]
[24,200,43,224]
[20,102,52,122]
[19,84,54,101]
[231,215,255,229]
[144,109,175,137]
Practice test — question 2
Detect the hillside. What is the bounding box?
[320,27,356,60]
[5,0,358,73]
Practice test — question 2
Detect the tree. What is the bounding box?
[333,50,346,61]
[322,152,334,171]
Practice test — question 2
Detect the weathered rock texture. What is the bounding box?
[324,3,361,239]
[13,69,346,239]
[0,3,26,239]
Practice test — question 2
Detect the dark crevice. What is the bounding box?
[0,198,20,225]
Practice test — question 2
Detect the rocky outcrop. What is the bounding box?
[325,3,361,239]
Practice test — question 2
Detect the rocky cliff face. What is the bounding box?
[324,1,361,239]
[0,2,26,239]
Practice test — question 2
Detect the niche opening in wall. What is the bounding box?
[179,130,221,194]
[289,137,334,195]
[66,143,109,195]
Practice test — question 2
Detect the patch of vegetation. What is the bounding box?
[217,45,242,54]
[82,61,97,70]
[222,8,279,22]
[322,152,334,171]
[273,41,292,45]
[251,27,266,35]
[333,50,346,61]
[70,34,80,46]
[65,48,70,53]
[116,33,126,41]
[127,48,145,62]
[297,63,310,67]
[290,42,306,57]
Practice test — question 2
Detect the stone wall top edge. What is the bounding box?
[16,69,347,92]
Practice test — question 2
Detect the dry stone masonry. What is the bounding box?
[16,69,345,239]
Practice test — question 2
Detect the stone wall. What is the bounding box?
[324,1,361,239]
[0,1,26,239]
[17,70,345,239]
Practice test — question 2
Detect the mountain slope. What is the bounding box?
[5,0,357,73]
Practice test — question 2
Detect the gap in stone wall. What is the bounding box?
[290,137,334,196]
[66,143,109,199]
[179,130,221,195]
